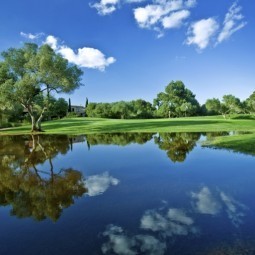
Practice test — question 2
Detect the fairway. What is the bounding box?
[1,116,255,135]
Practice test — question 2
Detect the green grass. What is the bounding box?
[0,116,255,135]
[202,133,255,156]
[1,116,254,156]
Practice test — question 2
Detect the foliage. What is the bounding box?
[153,81,200,118]
[244,91,255,114]
[0,43,83,131]
[85,99,155,119]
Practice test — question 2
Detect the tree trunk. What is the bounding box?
[27,106,38,132]
[36,107,46,131]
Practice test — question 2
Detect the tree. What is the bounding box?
[68,98,72,113]
[0,43,83,131]
[222,94,242,116]
[52,98,68,118]
[244,91,255,115]
[153,81,200,118]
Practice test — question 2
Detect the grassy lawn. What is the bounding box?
[1,115,254,156]
[0,116,255,135]
[202,133,255,156]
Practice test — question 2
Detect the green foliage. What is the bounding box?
[0,43,83,131]
[85,99,155,119]
[153,80,200,118]
[244,91,255,114]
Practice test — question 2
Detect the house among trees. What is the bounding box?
[70,105,85,116]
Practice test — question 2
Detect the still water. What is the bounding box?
[0,133,254,255]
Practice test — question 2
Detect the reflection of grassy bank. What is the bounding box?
[0,116,255,135]
[203,133,255,156]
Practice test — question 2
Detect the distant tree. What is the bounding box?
[53,98,68,118]
[130,99,155,118]
[244,91,255,114]
[205,98,222,115]
[153,81,200,118]
[111,101,132,119]
[68,98,72,113]
[0,43,83,131]
[85,103,97,117]
[222,94,243,115]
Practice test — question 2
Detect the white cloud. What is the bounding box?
[86,172,119,196]
[20,32,44,40]
[102,225,166,255]
[217,1,247,44]
[44,35,58,50]
[162,9,190,29]
[133,0,196,37]
[186,18,219,50]
[58,46,116,71]
[90,0,120,15]
[191,186,221,215]
[43,35,116,71]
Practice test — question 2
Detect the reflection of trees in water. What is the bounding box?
[154,133,201,162]
[85,133,155,147]
[0,135,87,222]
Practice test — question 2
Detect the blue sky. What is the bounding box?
[0,0,254,105]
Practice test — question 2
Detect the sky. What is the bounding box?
[0,0,254,106]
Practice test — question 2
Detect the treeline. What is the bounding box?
[86,99,155,119]
[85,80,255,119]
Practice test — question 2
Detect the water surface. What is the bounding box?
[0,133,254,255]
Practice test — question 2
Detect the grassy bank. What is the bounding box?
[0,116,255,135]
[202,133,255,156]
[1,116,254,156]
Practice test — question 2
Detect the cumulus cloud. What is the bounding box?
[217,1,247,44]
[44,35,58,50]
[191,186,221,215]
[44,35,116,71]
[186,1,246,50]
[20,32,44,40]
[86,172,119,196]
[134,0,195,36]
[102,225,166,255]
[186,18,219,50]
[162,9,190,29]
[140,208,197,236]
[90,0,120,15]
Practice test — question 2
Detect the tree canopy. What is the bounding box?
[153,81,200,118]
[0,43,83,131]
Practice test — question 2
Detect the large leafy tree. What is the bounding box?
[0,43,83,131]
[153,80,200,118]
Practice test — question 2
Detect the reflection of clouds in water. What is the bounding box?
[102,225,166,255]
[191,186,247,227]
[220,192,247,227]
[141,208,197,237]
[86,172,119,196]
[191,187,221,215]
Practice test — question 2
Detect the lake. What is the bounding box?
[0,133,254,255]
